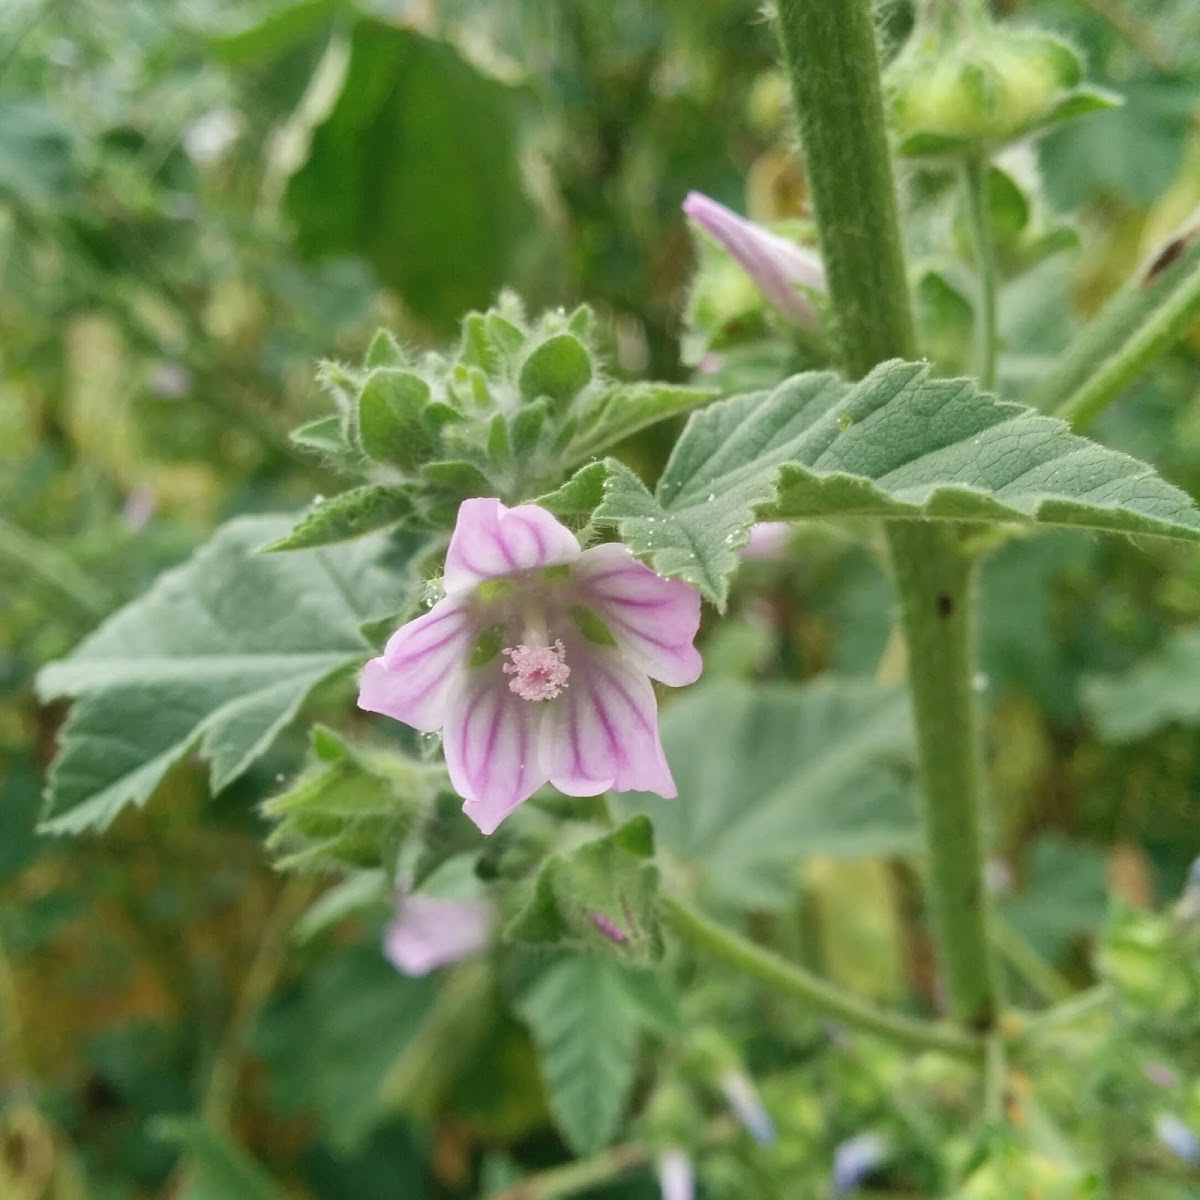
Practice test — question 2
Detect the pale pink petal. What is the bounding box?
[357,595,476,732]
[572,543,703,687]
[443,497,581,594]
[443,672,550,834]
[683,191,825,329]
[384,892,493,976]
[545,641,677,798]
[742,521,792,561]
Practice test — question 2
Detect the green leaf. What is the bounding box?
[203,0,337,66]
[37,516,413,834]
[290,414,353,458]
[515,955,647,1153]
[266,485,415,550]
[1000,836,1108,962]
[357,369,433,469]
[533,462,609,516]
[595,361,1200,607]
[154,1118,281,1200]
[567,382,717,463]
[1082,627,1200,742]
[610,681,918,911]
[284,22,530,332]
[519,333,593,407]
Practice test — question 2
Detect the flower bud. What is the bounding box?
[888,16,1116,157]
[683,192,825,330]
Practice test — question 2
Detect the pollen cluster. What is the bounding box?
[503,640,571,701]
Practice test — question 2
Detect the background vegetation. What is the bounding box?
[1,0,1198,1195]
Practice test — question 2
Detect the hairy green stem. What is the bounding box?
[773,0,918,374]
[663,896,984,1060]
[1031,225,1200,425]
[773,0,1000,1031]
[963,156,998,389]
[887,526,997,1029]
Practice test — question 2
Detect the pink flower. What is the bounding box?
[359,499,703,834]
[683,191,826,329]
[384,889,493,977]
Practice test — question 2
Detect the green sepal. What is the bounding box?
[570,605,617,646]
[519,332,594,408]
[262,726,426,876]
[357,368,434,470]
[264,484,415,551]
[505,816,664,966]
[364,328,408,369]
[533,461,609,517]
[510,400,549,458]
[421,459,495,496]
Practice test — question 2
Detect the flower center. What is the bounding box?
[502,639,570,701]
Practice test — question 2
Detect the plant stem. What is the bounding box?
[1014,985,1113,1043]
[1056,241,1200,428]
[202,878,315,1130]
[887,525,997,1029]
[773,0,918,375]
[772,0,1000,1032]
[662,897,984,1060]
[991,912,1073,1004]
[1030,225,1200,424]
[963,156,998,389]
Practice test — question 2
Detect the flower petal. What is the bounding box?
[545,641,677,798]
[357,594,475,732]
[573,543,703,687]
[443,671,549,834]
[443,498,580,594]
[384,892,493,976]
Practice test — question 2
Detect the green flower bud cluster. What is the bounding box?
[887,12,1118,159]
[262,725,429,875]
[273,296,713,552]
[275,298,606,550]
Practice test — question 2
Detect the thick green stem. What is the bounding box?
[963,156,998,389]
[773,0,918,375]
[663,896,984,1060]
[887,525,997,1029]
[773,0,1000,1031]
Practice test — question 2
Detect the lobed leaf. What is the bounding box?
[596,360,1200,607]
[37,516,414,834]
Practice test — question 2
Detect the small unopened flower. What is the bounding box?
[656,1148,695,1200]
[741,521,792,562]
[720,1070,776,1145]
[384,889,493,977]
[359,499,702,834]
[833,1132,889,1195]
[683,191,825,329]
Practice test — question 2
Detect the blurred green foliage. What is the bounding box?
[2,0,1199,1196]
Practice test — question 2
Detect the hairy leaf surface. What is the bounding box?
[596,361,1200,606]
[38,516,413,833]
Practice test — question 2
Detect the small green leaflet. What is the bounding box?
[610,680,919,911]
[265,484,415,551]
[516,953,675,1154]
[37,516,415,834]
[595,360,1200,607]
